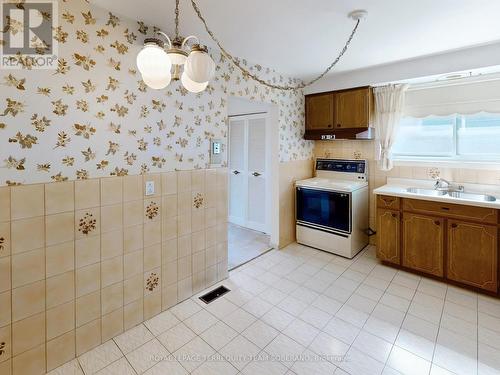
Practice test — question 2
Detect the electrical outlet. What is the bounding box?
[145,181,155,196]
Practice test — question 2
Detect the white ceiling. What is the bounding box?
[90,0,500,79]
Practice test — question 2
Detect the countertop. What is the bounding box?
[373,178,500,210]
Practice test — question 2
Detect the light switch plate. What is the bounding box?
[145,181,155,196]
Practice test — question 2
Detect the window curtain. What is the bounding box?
[374,84,408,171]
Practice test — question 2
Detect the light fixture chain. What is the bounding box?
[175,0,180,39]
[189,0,361,91]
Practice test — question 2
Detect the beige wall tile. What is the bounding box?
[46,212,74,247]
[45,181,74,215]
[0,222,11,258]
[75,208,100,239]
[12,312,45,355]
[46,271,74,309]
[12,248,45,289]
[46,301,74,340]
[161,172,177,195]
[12,343,45,375]
[124,250,143,279]
[192,271,206,293]
[123,175,142,202]
[191,211,204,233]
[143,221,161,247]
[101,204,123,234]
[101,308,123,342]
[162,284,177,311]
[0,324,11,361]
[124,275,142,305]
[0,256,11,293]
[162,216,177,241]
[178,256,192,280]
[123,201,143,227]
[101,230,123,260]
[0,187,10,222]
[192,231,205,253]
[144,268,161,296]
[144,292,161,320]
[75,179,100,210]
[192,250,205,274]
[162,195,177,219]
[144,198,161,222]
[12,280,44,322]
[124,299,143,330]
[162,239,177,264]
[0,291,11,327]
[143,174,161,198]
[204,189,216,209]
[206,246,216,267]
[46,241,74,278]
[0,360,10,375]
[123,224,143,253]
[76,263,100,298]
[205,227,216,248]
[205,169,216,190]
[177,171,191,192]
[177,235,191,258]
[46,330,75,372]
[11,217,44,255]
[76,319,101,356]
[216,223,228,243]
[162,261,177,286]
[11,185,44,220]
[101,177,123,206]
[177,214,191,237]
[101,256,123,288]
[204,207,216,228]
[177,192,191,215]
[76,291,100,328]
[206,265,217,287]
[144,244,161,272]
[101,282,123,315]
[75,235,100,269]
[177,278,192,302]
[191,170,205,192]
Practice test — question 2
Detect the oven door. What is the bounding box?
[296,187,351,234]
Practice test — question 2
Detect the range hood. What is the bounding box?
[304,127,375,141]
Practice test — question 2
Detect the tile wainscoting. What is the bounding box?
[0,168,229,374]
[314,140,500,245]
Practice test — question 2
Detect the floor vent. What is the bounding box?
[199,285,231,304]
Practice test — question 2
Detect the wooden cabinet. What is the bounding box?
[336,88,371,129]
[447,220,498,292]
[376,209,400,265]
[304,86,372,139]
[403,213,444,277]
[305,93,335,131]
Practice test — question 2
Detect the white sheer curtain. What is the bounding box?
[374,84,408,171]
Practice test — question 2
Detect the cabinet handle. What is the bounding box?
[392,213,397,218]
[451,223,458,228]
[337,124,341,128]
[441,207,450,211]
[232,170,240,175]
[434,220,441,226]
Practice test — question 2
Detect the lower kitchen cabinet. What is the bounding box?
[402,213,444,277]
[447,220,498,292]
[376,209,400,264]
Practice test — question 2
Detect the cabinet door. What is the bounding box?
[447,220,498,292]
[305,93,334,130]
[377,209,400,265]
[335,88,370,129]
[403,213,444,277]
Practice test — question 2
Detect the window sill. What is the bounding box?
[393,159,500,170]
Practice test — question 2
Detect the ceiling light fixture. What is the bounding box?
[136,0,215,92]
[137,0,367,92]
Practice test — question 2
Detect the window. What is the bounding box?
[392,112,500,162]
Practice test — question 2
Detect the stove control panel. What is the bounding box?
[316,159,366,174]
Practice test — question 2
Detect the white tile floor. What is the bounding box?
[48,243,500,375]
[228,223,271,270]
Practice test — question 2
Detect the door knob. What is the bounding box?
[233,170,240,175]
[252,172,261,177]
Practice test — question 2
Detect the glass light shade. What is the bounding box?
[168,51,187,65]
[136,42,172,79]
[142,72,172,90]
[181,71,208,93]
[185,50,215,83]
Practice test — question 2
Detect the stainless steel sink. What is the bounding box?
[406,188,446,197]
[406,187,497,202]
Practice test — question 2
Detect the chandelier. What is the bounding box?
[136,0,216,92]
[137,0,367,92]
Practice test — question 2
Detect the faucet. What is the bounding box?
[434,177,464,192]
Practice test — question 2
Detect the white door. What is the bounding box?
[229,114,268,233]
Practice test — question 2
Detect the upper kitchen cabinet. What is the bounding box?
[304,86,373,140]
[305,92,335,131]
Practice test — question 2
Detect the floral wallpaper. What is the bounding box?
[0,0,313,186]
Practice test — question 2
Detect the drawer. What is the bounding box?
[377,195,400,210]
[403,198,498,224]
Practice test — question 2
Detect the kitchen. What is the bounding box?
[1,1,500,375]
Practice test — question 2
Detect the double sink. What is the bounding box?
[406,187,497,202]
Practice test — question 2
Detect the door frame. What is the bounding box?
[227,99,279,248]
